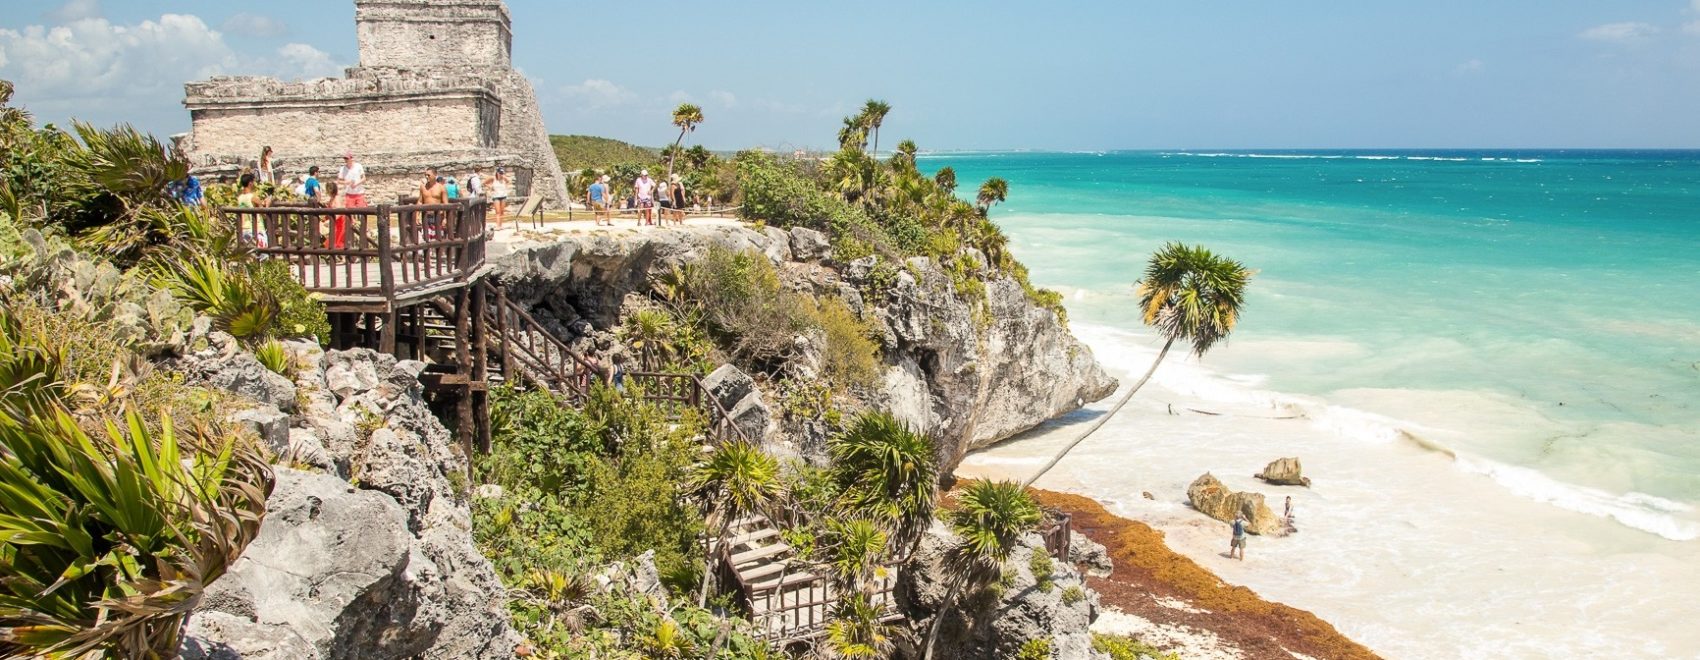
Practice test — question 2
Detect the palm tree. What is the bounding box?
[822,517,889,593]
[923,479,1041,660]
[837,115,869,152]
[890,139,919,171]
[666,103,705,178]
[861,99,891,155]
[934,167,957,194]
[823,592,896,659]
[1023,243,1252,487]
[690,440,782,606]
[829,411,938,558]
[975,177,1009,212]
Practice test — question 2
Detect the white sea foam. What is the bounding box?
[1065,321,1700,542]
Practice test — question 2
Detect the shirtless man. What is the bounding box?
[419,168,447,204]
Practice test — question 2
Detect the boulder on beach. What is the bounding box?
[1187,473,1282,535]
[1256,456,1312,488]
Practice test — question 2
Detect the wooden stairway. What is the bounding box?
[715,514,900,643]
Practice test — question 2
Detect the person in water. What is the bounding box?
[1230,515,1248,560]
[1284,496,1295,529]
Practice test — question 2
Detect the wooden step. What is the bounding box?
[727,527,779,546]
[747,570,821,593]
[737,560,791,582]
[729,543,790,565]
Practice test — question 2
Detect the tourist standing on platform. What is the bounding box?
[465,167,484,198]
[588,175,612,226]
[667,175,687,224]
[257,146,275,184]
[634,169,656,226]
[419,168,446,204]
[303,166,323,206]
[324,181,348,250]
[445,176,460,201]
[490,168,511,229]
[338,152,368,207]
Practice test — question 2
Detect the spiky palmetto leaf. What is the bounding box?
[1136,242,1252,356]
[822,592,895,659]
[147,252,279,342]
[821,517,888,593]
[0,405,271,659]
[945,479,1041,585]
[829,411,937,556]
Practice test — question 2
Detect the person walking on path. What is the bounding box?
[258,146,275,185]
[588,175,613,226]
[634,169,657,226]
[465,167,484,198]
[338,151,368,207]
[668,175,687,224]
[1229,515,1248,561]
[324,181,348,250]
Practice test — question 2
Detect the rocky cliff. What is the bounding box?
[175,329,520,660]
[488,224,1116,473]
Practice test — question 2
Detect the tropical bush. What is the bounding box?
[1092,633,1181,660]
[1015,638,1054,660]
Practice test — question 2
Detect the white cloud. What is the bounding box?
[708,90,737,108]
[274,43,340,79]
[667,90,694,104]
[1579,22,1661,42]
[1454,59,1485,75]
[46,0,101,23]
[562,79,636,108]
[0,14,236,100]
[222,12,289,38]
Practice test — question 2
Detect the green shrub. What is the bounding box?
[811,296,881,391]
[1093,633,1182,660]
[255,338,289,376]
[1015,637,1054,660]
[1062,585,1086,605]
[1030,549,1056,593]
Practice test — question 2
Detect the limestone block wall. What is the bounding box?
[356,0,512,70]
[186,76,502,160]
[495,70,568,206]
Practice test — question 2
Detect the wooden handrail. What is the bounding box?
[220,200,488,298]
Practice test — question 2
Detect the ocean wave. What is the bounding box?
[1070,321,1699,543]
[1161,152,1542,163]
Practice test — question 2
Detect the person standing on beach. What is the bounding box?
[1284,496,1294,529]
[337,152,368,207]
[1230,515,1248,560]
[634,169,656,226]
[588,175,612,226]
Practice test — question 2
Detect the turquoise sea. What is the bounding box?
[939,150,1700,658]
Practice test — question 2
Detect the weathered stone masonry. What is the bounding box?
[182,0,568,207]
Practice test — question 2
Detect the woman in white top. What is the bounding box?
[489,168,511,229]
[257,146,275,185]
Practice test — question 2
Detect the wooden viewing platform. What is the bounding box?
[223,201,750,453]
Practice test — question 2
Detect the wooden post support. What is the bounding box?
[494,284,512,378]
[471,283,491,454]
[453,284,475,465]
[376,205,395,302]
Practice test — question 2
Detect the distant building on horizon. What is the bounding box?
[180,0,568,206]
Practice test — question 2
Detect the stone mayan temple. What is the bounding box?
[182,0,568,206]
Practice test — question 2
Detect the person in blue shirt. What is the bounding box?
[303,166,322,206]
[1229,515,1248,560]
[445,176,460,200]
[587,175,612,226]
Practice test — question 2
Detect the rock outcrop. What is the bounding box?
[489,225,1116,473]
[1256,456,1311,487]
[176,337,520,659]
[900,521,1105,659]
[1186,473,1282,536]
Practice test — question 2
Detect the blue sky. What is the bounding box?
[4,0,1700,150]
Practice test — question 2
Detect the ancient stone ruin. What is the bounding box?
[181,0,568,206]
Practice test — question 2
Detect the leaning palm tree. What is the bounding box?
[690,440,782,607]
[975,177,1009,212]
[1023,243,1252,487]
[860,99,891,155]
[666,102,705,178]
[829,411,938,558]
[837,115,870,152]
[923,479,1042,660]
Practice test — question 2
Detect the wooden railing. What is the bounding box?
[223,200,487,299]
[476,281,750,446]
[714,554,899,643]
[1040,509,1073,559]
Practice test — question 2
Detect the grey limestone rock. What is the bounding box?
[1256,456,1312,487]
[1069,532,1115,578]
[900,521,1105,660]
[788,226,832,262]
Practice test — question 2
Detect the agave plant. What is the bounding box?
[253,339,289,376]
[0,405,272,658]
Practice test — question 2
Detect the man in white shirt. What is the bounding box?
[337,151,368,207]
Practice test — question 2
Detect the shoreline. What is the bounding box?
[1030,488,1380,660]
